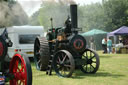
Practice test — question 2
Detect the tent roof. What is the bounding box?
[81,29,108,36]
[108,26,128,36]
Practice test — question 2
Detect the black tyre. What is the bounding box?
[80,48,100,73]
[53,50,75,77]
[23,54,32,85]
[9,54,32,85]
[34,37,50,71]
[0,36,7,62]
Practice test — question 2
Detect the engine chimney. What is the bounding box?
[70,4,78,33]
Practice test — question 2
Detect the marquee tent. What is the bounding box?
[107,26,128,36]
[82,29,108,36]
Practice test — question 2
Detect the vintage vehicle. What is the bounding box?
[0,28,32,85]
[34,4,100,77]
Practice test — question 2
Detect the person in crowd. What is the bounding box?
[119,36,123,44]
[90,37,95,50]
[107,37,112,54]
[102,37,107,53]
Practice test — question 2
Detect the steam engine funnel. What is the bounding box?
[70,4,78,32]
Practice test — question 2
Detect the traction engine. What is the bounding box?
[34,4,100,77]
[0,28,32,85]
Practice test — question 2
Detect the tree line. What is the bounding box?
[29,0,128,32]
[1,0,128,33]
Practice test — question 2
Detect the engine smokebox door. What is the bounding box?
[69,35,86,53]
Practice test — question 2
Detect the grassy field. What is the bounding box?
[32,51,128,85]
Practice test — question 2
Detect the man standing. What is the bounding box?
[107,37,112,54]
[90,37,94,50]
[102,37,107,53]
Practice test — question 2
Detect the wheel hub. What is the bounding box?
[87,59,92,64]
[14,72,25,80]
[60,62,64,67]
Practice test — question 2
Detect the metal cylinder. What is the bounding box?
[70,4,78,29]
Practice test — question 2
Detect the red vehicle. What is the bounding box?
[0,28,32,85]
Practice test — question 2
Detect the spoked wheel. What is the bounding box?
[34,37,50,71]
[80,48,100,73]
[9,54,32,85]
[0,36,7,62]
[53,50,75,77]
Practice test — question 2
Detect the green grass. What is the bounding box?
[32,51,128,85]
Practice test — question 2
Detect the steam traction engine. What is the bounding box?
[34,4,100,77]
[0,29,32,85]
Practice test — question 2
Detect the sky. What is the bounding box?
[17,0,102,16]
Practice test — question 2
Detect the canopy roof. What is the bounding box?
[108,26,128,36]
[82,29,108,36]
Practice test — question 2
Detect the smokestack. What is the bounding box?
[70,4,78,30]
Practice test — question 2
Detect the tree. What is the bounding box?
[0,0,28,28]
[103,0,128,31]
[78,3,105,32]
[29,10,40,26]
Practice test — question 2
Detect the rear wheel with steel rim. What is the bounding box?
[34,37,50,71]
[53,50,75,77]
[80,49,100,73]
[9,54,32,85]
